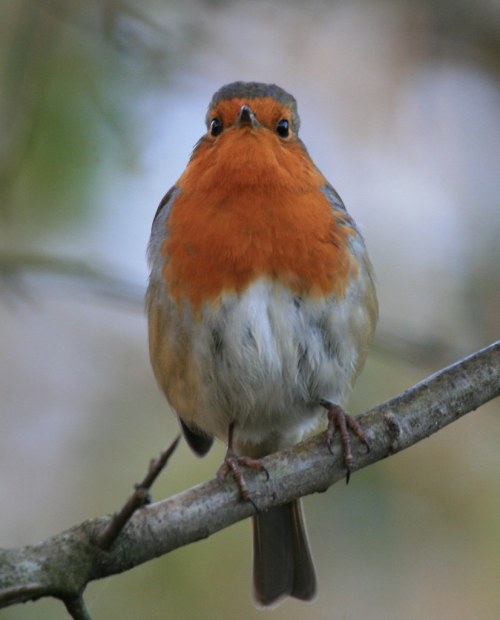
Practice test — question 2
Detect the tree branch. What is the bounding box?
[1,341,498,613]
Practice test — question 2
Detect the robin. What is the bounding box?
[147,81,378,607]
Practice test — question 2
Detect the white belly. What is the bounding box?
[188,277,367,447]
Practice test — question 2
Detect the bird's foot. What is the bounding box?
[217,448,269,505]
[320,400,370,484]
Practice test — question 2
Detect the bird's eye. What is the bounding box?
[276,119,289,138]
[210,118,223,137]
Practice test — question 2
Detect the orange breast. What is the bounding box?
[162,130,358,309]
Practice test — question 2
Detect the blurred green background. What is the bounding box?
[1,1,499,619]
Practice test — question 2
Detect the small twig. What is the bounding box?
[95,436,181,550]
[63,595,93,620]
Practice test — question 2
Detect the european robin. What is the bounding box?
[147,81,378,606]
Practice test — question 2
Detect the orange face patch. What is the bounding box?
[208,97,295,135]
[162,101,358,309]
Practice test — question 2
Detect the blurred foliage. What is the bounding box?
[0,0,184,236]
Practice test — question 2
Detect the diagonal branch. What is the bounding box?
[0,341,499,612]
[95,436,181,551]
[63,595,93,620]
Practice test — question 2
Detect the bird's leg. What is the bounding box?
[216,423,269,503]
[320,400,370,484]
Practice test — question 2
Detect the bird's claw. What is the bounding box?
[320,400,369,484]
[217,449,269,506]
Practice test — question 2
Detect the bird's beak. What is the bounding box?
[237,105,259,128]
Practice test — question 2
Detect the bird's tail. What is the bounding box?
[252,499,316,607]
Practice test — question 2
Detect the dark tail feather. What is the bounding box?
[179,418,214,456]
[252,499,316,607]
